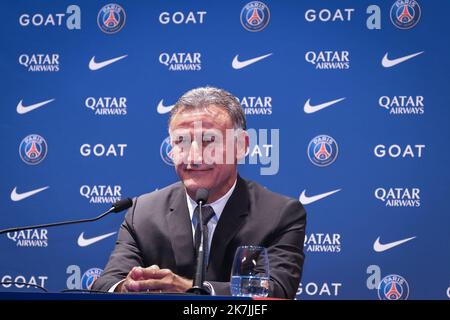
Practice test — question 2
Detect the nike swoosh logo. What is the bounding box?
[299,189,341,205]
[373,236,416,252]
[232,53,273,69]
[89,55,128,71]
[16,99,55,114]
[77,232,117,247]
[304,97,346,114]
[382,51,424,68]
[157,99,175,114]
[10,186,49,201]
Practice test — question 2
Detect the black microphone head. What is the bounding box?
[195,189,209,205]
[112,198,133,213]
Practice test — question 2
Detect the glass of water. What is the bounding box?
[230,246,270,297]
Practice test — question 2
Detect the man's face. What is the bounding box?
[169,105,245,202]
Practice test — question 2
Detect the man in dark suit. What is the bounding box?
[92,87,306,299]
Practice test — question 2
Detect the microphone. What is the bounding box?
[0,198,133,235]
[186,188,210,295]
[111,198,133,213]
[195,188,209,205]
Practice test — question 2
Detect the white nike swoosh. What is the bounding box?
[89,55,128,71]
[157,99,175,114]
[299,189,341,205]
[382,51,424,68]
[373,236,416,252]
[77,232,117,247]
[16,99,55,114]
[10,186,49,201]
[304,97,346,114]
[232,53,273,69]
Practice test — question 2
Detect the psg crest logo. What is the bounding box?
[307,135,339,167]
[81,268,103,290]
[390,0,421,29]
[160,136,174,166]
[97,3,126,34]
[240,1,270,32]
[378,274,410,300]
[19,134,48,165]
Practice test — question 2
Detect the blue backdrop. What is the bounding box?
[1,0,449,300]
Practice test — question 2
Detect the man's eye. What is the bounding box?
[203,135,216,143]
[173,136,185,144]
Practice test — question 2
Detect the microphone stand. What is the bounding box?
[0,198,132,295]
[0,198,132,235]
[186,199,210,295]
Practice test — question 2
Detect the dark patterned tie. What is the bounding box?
[193,205,216,264]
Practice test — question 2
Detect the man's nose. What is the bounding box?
[187,140,203,164]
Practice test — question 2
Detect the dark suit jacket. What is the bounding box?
[92,176,307,299]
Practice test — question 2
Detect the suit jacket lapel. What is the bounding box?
[207,176,249,279]
[166,185,196,278]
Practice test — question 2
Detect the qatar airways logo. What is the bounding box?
[7,229,48,247]
[19,5,81,29]
[375,187,421,207]
[239,96,272,115]
[85,97,127,116]
[305,51,350,70]
[159,52,202,71]
[305,233,341,253]
[379,95,424,115]
[80,185,122,204]
[19,54,60,72]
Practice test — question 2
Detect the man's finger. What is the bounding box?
[135,279,172,291]
[139,267,172,279]
[129,267,145,280]
[124,278,171,292]
[129,265,160,280]
[124,279,141,292]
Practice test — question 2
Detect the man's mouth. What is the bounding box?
[184,164,213,172]
[185,168,213,172]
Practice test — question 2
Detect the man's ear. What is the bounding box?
[235,129,249,161]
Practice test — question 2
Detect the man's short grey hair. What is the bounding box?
[169,86,246,130]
